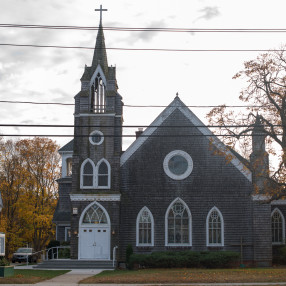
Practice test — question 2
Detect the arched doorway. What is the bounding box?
[78,202,110,260]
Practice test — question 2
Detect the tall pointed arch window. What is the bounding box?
[272,208,285,244]
[136,207,154,246]
[91,73,106,113]
[206,207,224,246]
[96,159,111,189]
[165,198,191,246]
[80,159,95,189]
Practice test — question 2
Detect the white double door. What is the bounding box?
[79,226,110,260]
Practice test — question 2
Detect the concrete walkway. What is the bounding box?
[35,269,102,285]
[1,267,102,286]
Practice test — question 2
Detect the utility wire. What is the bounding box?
[0,100,272,108]
[2,24,286,33]
[0,124,283,128]
[0,43,279,52]
[0,134,280,138]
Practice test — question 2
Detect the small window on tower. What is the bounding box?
[66,158,72,176]
[96,159,111,189]
[80,159,95,189]
[89,130,104,146]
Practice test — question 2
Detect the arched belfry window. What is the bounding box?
[90,73,106,113]
[272,208,285,244]
[136,207,154,246]
[80,159,95,189]
[165,198,191,246]
[96,159,111,189]
[206,207,224,246]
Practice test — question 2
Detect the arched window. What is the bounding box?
[136,207,154,246]
[80,159,95,189]
[206,207,224,246]
[96,159,111,189]
[82,204,108,224]
[90,73,106,113]
[165,198,191,246]
[272,208,285,244]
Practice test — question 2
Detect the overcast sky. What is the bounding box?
[1,0,286,150]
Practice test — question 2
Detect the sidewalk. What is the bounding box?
[35,268,102,285]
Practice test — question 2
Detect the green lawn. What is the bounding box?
[81,267,286,284]
[0,269,69,284]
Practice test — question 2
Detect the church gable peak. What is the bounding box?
[120,97,251,181]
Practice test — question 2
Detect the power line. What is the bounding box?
[0,100,272,108]
[2,24,286,33]
[0,134,280,138]
[0,124,284,128]
[0,43,279,53]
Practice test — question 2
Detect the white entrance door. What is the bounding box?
[79,226,110,260]
[79,202,111,260]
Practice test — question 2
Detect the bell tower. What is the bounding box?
[70,6,123,259]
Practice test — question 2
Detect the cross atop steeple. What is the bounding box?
[95,5,108,25]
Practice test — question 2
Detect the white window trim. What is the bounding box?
[136,206,154,247]
[163,150,193,180]
[80,158,96,189]
[165,197,192,246]
[89,130,104,146]
[61,152,73,178]
[271,208,285,245]
[96,158,111,189]
[0,233,5,256]
[206,206,224,247]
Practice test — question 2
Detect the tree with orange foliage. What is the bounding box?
[0,137,60,257]
[207,48,286,200]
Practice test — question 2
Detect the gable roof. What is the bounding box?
[59,139,74,153]
[120,96,251,182]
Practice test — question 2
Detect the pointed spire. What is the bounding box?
[91,6,109,76]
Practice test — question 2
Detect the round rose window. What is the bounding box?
[89,130,104,145]
[163,150,193,180]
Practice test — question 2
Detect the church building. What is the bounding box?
[53,8,286,267]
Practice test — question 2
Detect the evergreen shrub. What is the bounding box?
[128,250,239,269]
[273,245,286,265]
[125,244,134,268]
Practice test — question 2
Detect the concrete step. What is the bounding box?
[34,259,115,269]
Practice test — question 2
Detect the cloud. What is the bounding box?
[122,20,167,45]
[50,88,70,102]
[194,6,220,22]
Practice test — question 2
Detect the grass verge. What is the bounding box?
[0,269,69,284]
[81,267,286,284]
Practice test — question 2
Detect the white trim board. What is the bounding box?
[70,194,121,201]
[120,96,251,182]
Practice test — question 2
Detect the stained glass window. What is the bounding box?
[167,199,190,244]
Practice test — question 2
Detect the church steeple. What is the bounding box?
[91,21,108,76]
